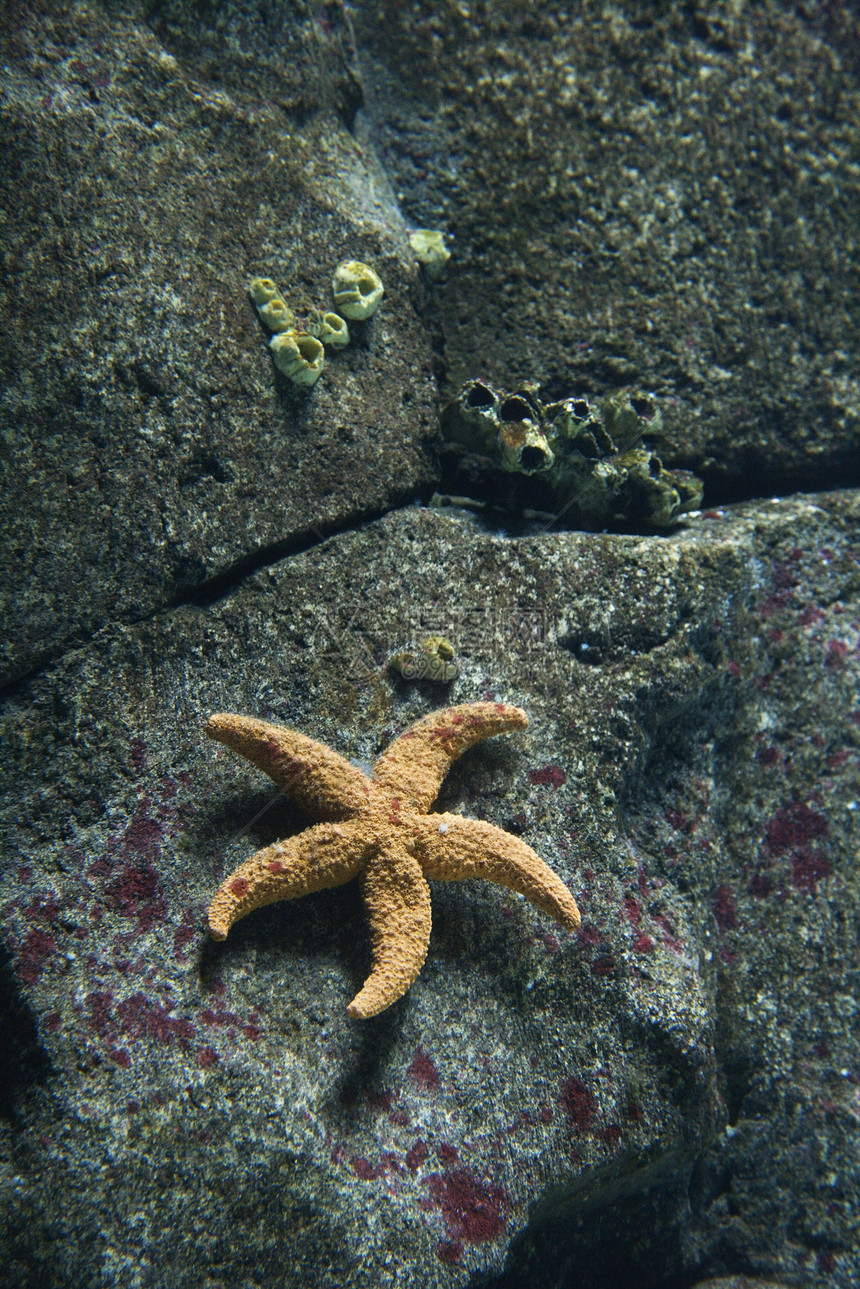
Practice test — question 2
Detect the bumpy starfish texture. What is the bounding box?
[206,703,580,1018]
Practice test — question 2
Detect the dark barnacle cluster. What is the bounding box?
[440,380,703,530]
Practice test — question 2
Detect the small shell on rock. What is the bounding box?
[389,635,459,682]
[313,311,351,349]
[269,331,325,388]
[332,261,384,320]
[409,229,451,281]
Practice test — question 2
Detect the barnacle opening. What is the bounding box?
[296,334,324,363]
[465,382,496,410]
[500,395,534,422]
[521,445,550,472]
[631,395,657,420]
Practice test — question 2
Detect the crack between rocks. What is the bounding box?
[2,474,856,704]
[0,494,418,704]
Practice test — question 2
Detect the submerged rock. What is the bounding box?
[2,492,857,1287]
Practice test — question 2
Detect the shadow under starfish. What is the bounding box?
[206,702,580,1018]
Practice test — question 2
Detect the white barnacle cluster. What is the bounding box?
[248,260,384,390]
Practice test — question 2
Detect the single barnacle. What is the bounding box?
[249,277,279,306]
[269,331,325,388]
[459,379,500,430]
[332,261,384,320]
[497,394,554,475]
[390,636,459,682]
[545,396,615,459]
[314,311,351,349]
[389,649,419,679]
[440,379,501,458]
[670,470,704,514]
[613,450,701,528]
[258,297,296,333]
[601,389,663,452]
[409,229,451,282]
[419,635,459,681]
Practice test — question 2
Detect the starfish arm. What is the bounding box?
[208,821,369,940]
[347,846,432,1019]
[206,713,371,819]
[371,702,529,813]
[412,813,581,931]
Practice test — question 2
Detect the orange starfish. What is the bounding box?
[206,703,580,1017]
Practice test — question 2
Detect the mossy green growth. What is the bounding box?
[442,380,703,530]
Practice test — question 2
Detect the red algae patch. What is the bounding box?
[791,851,831,894]
[560,1076,598,1131]
[115,993,195,1048]
[406,1139,428,1173]
[18,927,58,984]
[78,988,200,1062]
[528,765,567,788]
[425,1167,509,1243]
[407,1045,440,1090]
[763,800,828,855]
[350,1156,381,1180]
[711,884,738,932]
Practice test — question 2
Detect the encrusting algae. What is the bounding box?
[206,703,580,1018]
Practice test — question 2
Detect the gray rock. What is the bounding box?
[1,5,858,1287]
[690,1277,793,1289]
[1,493,857,1287]
[352,1,860,499]
[0,2,438,686]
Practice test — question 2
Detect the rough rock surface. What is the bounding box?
[352,0,860,498]
[0,1,438,686]
[2,494,858,1288]
[689,1279,793,1289]
[1,4,859,1288]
